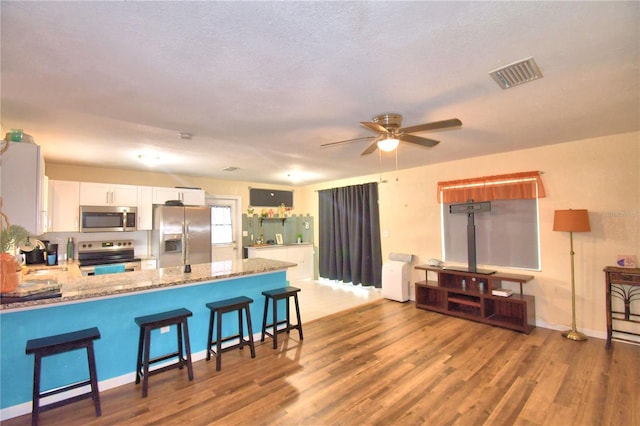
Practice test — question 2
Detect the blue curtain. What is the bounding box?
[318,182,382,287]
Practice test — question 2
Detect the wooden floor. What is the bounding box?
[4,299,639,426]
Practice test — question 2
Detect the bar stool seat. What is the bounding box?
[134,308,193,398]
[26,327,101,426]
[261,286,303,349]
[206,296,256,371]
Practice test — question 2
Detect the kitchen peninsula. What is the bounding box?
[0,258,295,418]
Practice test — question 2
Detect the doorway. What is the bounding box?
[207,195,242,261]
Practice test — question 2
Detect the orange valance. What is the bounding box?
[437,171,546,203]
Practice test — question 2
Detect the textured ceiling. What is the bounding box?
[1,1,638,186]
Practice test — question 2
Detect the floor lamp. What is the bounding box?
[553,209,591,341]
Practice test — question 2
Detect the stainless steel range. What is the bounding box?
[78,239,141,276]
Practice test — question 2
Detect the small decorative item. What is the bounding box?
[247,207,254,216]
[275,233,283,245]
[9,129,23,142]
[268,209,274,218]
[286,206,293,217]
[278,203,286,218]
[617,255,637,268]
[261,208,268,218]
[296,233,303,244]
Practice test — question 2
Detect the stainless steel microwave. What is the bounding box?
[80,206,137,232]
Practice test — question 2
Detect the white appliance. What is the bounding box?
[151,205,211,268]
[80,205,137,232]
[382,252,414,302]
[77,239,141,276]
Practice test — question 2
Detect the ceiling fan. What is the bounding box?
[321,113,462,156]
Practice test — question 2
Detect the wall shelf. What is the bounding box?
[259,217,287,226]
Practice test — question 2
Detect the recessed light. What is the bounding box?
[179,132,193,140]
[138,154,161,165]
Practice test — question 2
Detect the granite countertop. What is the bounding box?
[0,258,295,312]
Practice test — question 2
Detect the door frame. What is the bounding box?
[206,194,243,260]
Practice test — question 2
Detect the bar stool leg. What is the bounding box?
[238,309,244,350]
[272,296,279,349]
[135,327,144,385]
[141,328,152,398]
[206,309,215,361]
[261,296,269,343]
[216,311,223,371]
[31,353,42,426]
[286,296,291,334]
[87,342,102,416]
[177,323,184,370]
[245,304,256,358]
[182,319,194,380]
[294,293,304,340]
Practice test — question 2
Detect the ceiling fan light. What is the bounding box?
[377,138,399,152]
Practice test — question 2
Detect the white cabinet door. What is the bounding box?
[79,182,138,206]
[140,259,157,270]
[48,180,80,232]
[112,184,138,205]
[137,186,153,230]
[152,187,180,205]
[0,142,46,235]
[181,188,205,206]
[247,245,314,281]
[152,187,205,206]
[287,245,314,281]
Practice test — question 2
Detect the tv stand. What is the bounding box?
[415,265,535,333]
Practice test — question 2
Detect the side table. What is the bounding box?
[604,266,640,349]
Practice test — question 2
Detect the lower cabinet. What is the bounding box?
[414,265,535,334]
[247,244,314,281]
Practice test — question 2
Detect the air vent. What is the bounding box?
[222,166,239,172]
[489,57,543,89]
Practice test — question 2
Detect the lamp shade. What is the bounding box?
[377,138,399,152]
[553,209,591,232]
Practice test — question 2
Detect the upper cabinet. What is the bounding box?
[137,185,153,231]
[152,187,205,206]
[79,182,138,206]
[48,180,80,232]
[0,142,47,235]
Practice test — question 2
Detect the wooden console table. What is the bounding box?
[604,266,640,349]
[415,265,535,334]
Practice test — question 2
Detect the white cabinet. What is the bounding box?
[137,186,153,230]
[48,180,80,232]
[0,142,47,235]
[152,187,205,206]
[140,258,157,270]
[286,244,315,281]
[79,182,138,206]
[247,244,314,281]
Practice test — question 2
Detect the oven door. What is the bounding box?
[80,206,137,232]
[80,261,141,276]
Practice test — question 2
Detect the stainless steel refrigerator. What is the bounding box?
[151,205,212,268]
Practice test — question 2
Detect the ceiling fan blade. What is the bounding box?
[320,136,376,148]
[398,133,440,148]
[361,141,379,155]
[399,118,462,134]
[360,121,389,134]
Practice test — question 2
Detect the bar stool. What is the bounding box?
[261,286,303,349]
[25,327,101,426]
[134,308,194,398]
[205,296,256,371]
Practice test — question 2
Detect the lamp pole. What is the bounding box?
[563,230,587,341]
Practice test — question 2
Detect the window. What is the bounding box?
[438,171,545,271]
[211,205,233,244]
